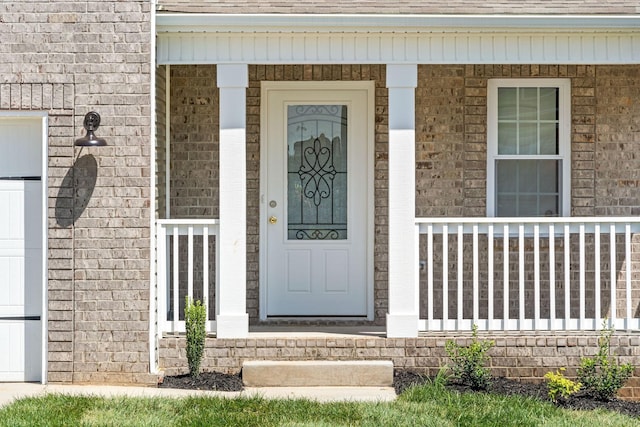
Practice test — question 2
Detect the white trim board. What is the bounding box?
[156,12,640,64]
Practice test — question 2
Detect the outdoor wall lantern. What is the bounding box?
[75,111,107,147]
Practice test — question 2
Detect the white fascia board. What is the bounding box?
[156,13,640,34]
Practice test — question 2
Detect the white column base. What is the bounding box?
[216,314,249,339]
[386,313,419,338]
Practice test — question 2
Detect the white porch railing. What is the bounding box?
[416,217,640,332]
[156,219,219,335]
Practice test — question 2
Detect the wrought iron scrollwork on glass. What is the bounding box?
[298,137,336,207]
[287,105,348,240]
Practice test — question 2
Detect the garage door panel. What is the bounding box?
[0,320,41,382]
[24,181,42,250]
[0,184,24,242]
[0,256,25,315]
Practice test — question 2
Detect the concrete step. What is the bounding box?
[242,360,394,387]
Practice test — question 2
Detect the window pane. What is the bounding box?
[496,160,517,192]
[497,195,517,217]
[519,123,537,154]
[539,196,559,216]
[539,88,559,121]
[496,159,561,217]
[498,88,517,120]
[517,160,537,192]
[519,195,538,216]
[539,160,560,193]
[540,123,558,155]
[519,88,538,120]
[498,123,517,154]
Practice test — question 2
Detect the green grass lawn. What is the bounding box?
[0,382,637,427]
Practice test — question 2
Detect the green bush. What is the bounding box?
[444,324,494,390]
[544,368,581,403]
[577,323,634,401]
[185,297,207,378]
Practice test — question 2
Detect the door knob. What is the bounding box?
[269,216,277,224]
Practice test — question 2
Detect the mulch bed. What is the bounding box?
[394,370,640,419]
[159,372,244,392]
[158,369,640,419]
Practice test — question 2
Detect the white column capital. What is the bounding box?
[217,64,248,88]
[386,64,417,89]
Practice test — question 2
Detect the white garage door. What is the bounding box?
[0,118,44,382]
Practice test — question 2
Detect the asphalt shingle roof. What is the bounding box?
[157,1,640,15]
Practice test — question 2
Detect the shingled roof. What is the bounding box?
[157,0,640,15]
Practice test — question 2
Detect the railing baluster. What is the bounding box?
[442,224,448,330]
[579,223,585,329]
[473,224,479,327]
[549,224,555,330]
[188,225,194,302]
[594,224,601,329]
[157,224,167,335]
[427,224,434,330]
[518,224,524,330]
[457,224,463,328]
[625,223,632,329]
[487,224,494,329]
[610,224,616,328]
[503,224,509,330]
[172,226,179,330]
[203,225,209,329]
[564,224,570,329]
[534,224,540,330]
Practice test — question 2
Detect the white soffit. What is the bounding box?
[156,14,640,64]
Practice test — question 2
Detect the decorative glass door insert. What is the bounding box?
[287,105,347,240]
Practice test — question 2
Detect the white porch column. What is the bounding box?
[386,64,419,338]
[216,64,249,338]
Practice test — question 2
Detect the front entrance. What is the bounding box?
[261,82,374,318]
[0,116,45,382]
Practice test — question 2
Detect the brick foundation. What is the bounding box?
[159,331,640,400]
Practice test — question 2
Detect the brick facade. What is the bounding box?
[2,1,154,384]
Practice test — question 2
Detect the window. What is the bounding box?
[487,79,571,217]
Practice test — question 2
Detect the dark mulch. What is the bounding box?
[393,370,640,419]
[158,372,244,392]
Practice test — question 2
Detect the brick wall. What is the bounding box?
[158,331,640,400]
[2,1,154,384]
[169,65,219,218]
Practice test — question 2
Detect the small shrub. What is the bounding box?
[544,368,581,403]
[577,322,634,401]
[445,324,494,390]
[185,297,207,378]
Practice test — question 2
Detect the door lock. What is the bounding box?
[269,216,277,224]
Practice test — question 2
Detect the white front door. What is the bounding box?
[262,82,373,317]
[0,117,44,382]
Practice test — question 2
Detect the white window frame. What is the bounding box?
[487,78,571,217]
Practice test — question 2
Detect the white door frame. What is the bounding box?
[0,111,48,384]
[259,81,375,321]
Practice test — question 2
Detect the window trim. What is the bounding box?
[487,78,571,217]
